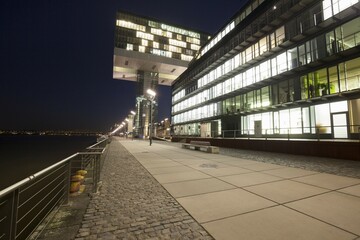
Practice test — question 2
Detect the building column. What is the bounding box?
[134,70,158,138]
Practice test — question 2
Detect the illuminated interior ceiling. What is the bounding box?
[113,48,189,86]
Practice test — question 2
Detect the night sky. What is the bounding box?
[0,0,247,132]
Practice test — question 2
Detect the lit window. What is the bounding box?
[136,31,154,41]
[142,39,148,46]
[126,43,133,51]
[181,54,193,61]
[117,20,146,32]
[139,46,145,52]
[169,39,187,48]
[169,45,182,53]
[191,44,200,50]
[153,42,159,48]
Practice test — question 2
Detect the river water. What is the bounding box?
[0,134,97,190]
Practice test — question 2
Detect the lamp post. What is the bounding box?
[146,89,156,146]
[130,110,136,140]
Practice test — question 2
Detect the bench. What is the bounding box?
[182,141,219,154]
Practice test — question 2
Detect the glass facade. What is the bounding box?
[114,11,210,62]
[172,0,360,139]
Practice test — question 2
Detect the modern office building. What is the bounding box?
[113,11,210,138]
[171,0,360,140]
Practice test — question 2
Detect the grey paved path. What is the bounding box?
[118,139,360,240]
[157,140,360,179]
[71,138,360,240]
[75,139,213,240]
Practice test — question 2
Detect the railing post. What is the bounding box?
[10,189,19,240]
[63,161,71,205]
[96,154,101,192]
[234,130,236,139]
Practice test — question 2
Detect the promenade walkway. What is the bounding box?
[75,138,360,239]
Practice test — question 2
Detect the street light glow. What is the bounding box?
[130,110,136,115]
[146,89,156,97]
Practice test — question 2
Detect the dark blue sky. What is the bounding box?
[0,0,246,132]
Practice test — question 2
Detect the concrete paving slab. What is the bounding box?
[197,166,253,177]
[219,172,282,187]
[187,162,230,171]
[203,206,356,240]
[163,178,236,198]
[241,162,286,171]
[206,157,239,162]
[223,159,260,167]
[262,167,318,179]
[292,173,360,190]
[147,165,195,174]
[152,171,211,184]
[141,161,183,169]
[338,184,360,197]
[286,192,360,236]
[174,159,221,166]
[177,189,276,223]
[244,180,329,204]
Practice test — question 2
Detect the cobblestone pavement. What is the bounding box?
[156,140,360,179]
[75,139,213,240]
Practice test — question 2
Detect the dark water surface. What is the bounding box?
[0,135,97,190]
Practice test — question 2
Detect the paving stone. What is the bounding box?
[73,139,213,239]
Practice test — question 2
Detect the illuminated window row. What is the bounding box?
[168,45,182,53]
[191,44,200,51]
[200,0,358,58]
[117,20,146,32]
[136,31,154,41]
[186,37,200,45]
[127,41,194,56]
[173,54,360,124]
[200,0,265,56]
[241,101,348,135]
[197,26,285,89]
[181,54,194,61]
[173,103,218,124]
[323,0,358,20]
[173,89,185,103]
[173,100,354,137]
[161,23,200,38]
[169,39,187,48]
[148,20,200,38]
[201,21,235,56]
[151,49,172,58]
[173,18,360,114]
[150,28,172,38]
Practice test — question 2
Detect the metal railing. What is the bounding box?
[0,137,109,240]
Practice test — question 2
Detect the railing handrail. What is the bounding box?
[0,137,109,197]
[0,153,79,197]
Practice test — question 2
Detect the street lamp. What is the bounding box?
[130,110,136,139]
[147,89,156,146]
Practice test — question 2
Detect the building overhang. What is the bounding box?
[113,48,189,86]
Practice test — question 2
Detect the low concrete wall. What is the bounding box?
[172,137,360,161]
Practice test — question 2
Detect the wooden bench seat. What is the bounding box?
[182,141,219,154]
